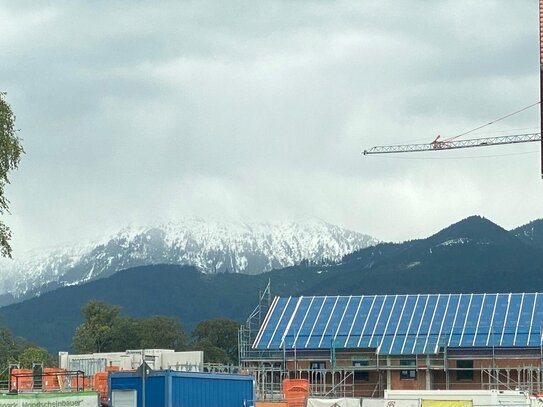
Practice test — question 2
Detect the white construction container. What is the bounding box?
[59,349,203,375]
[384,390,531,407]
[161,351,203,371]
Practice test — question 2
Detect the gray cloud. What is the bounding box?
[0,0,541,254]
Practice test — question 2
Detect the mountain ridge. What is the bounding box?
[0,219,377,305]
[2,215,543,353]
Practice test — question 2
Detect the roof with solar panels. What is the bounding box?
[252,293,543,355]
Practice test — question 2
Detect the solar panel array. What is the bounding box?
[252,293,543,355]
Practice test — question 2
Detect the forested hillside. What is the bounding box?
[2,216,543,352]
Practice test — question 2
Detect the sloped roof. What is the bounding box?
[252,293,543,355]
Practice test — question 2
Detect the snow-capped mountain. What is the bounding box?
[0,219,377,304]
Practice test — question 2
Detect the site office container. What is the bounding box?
[384,390,531,406]
[109,370,255,407]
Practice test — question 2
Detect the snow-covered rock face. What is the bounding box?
[0,219,377,302]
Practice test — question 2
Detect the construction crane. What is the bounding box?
[363,1,543,179]
[363,133,541,155]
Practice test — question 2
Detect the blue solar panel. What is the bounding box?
[378,295,406,354]
[349,296,375,348]
[306,297,337,348]
[515,293,533,346]
[253,292,543,354]
[283,297,312,348]
[267,297,298,348]
[370,295,395,348]
[335,296,359,347]
[292,297,315,348]
[473,294,496,346]
[449,294,469,347]
[255,297,288,348]
[389,295,417,354]
[460,294,483,347]
[402,295,427,354]
[342,296,365,348]
[489,294,508,346]
[294,296,324,348]
[316,297,346,348]
[502,294,522,346]
[289,297,311,348]
[528,293,543,347]
[357,296,384,348]
[319,296,349,348]
[424,294,448,354]
[434,294,458,352]
[413,295,438,354]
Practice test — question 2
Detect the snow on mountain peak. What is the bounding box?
[0,219,377,304]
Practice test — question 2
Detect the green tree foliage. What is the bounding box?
[0,326,23,367]
[72,301,188,353]
[192,319,240,364]
[194,338,230,364]
[108,317,141,351]
[0,327,55,382]
[18,346,56,368]
[72,301,121,353]
[0,93,24,258]
[72,302,242,362]
[139,316,187,350]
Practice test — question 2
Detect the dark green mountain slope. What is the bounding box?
[306,216,543,294]
[0,265,280,352]
[2,216,543,353]
[511,219,543,250]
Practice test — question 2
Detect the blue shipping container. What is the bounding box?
[109,370,255,407]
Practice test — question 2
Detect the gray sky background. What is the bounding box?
[1,0,542,254]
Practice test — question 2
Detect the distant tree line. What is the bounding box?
[72,300,240,364]
[0,326,55,380]
[0,300,241,372]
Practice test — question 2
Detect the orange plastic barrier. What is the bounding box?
[94,366,119,402]
[10,369,33,391]
[282,379,309,407]
[256,402,289,407]
[70,375,90,391]
[94,372,108,401]
[43,368,65,391]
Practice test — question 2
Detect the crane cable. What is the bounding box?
[440,101,541,143]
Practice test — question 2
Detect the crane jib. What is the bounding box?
[363,133,542,155]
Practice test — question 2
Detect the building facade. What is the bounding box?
[240,293,543,399]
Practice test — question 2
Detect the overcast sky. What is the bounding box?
[1,0,542,254]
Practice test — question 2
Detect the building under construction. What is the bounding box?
[239,291,543,400]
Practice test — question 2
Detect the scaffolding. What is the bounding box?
[240,297,543,400]
[241,345,543,401]
[238,280,272,364]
